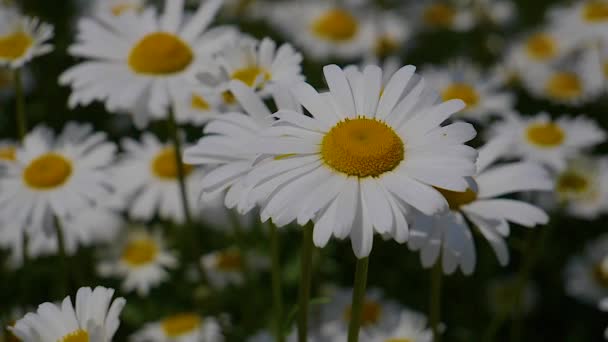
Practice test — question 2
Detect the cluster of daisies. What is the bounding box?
[1,0,608,341]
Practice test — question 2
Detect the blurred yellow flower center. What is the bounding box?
[122,238,158,266]
[525,33,557,60]
[594,259,608,287]
[222,91,237,105]
[556,171,589,194]
[151,147,193,180]
[583,1,608,22]
[231,66,271,87]
[525,122,565,147]
[385,339,413,342]
[129,32,193,75]
[311,9,359,42]
[321,118,404,178]
[23,153,72,190]
[111,3,138,16]
[191,94,211,111]
[161,314,201,337]
[603,61,608,79]
[343,300,382,326]
[441,83,479,109]
[0,31,33,61]
[375,36,399,58]
[545,72,582,101]
[59,329,89,342]
[215,251,243,271]
[423,4,455,27]
[0,146,16,161]
[436,187,477,210]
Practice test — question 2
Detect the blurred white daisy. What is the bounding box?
[474,0,517,26]
[172,84,223,125]
[408,137,552,275]
[549,1,608,42]
[0,223,56,268]
[91,0,145,17]
[60,0,233,127]
[131,313,223,342]
[367,11,410,59]
[0,139,16,162]
[367,309,433,342]
[11,286,126,342]
[113,133,201,223]
[489,111,606,170]
[413,1,474,32]
[98,227,178,296]
[565,233,608,305]
[422,60,514,122]
[0,123,117,235]
[600,297,608,340]
[244,64,477,257]
[0,7,53,69]
[201,248,269,288]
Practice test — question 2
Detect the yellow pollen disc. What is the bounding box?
[59,329,89,342]
[374,36,399,58]
[594,259,608,287]
[121,238,158,266]
[525,33,558,60]
[161,313,201,337]
[0,31,33,61]
[385,339,413,342]
[423,4,456,27]
[0,146,16,161]
[441,83,479,110]
[436,187,477,210]
[222,91,237,105]
[215,251,243,271]
[343,300,382,326]
[191,94,211,111]
[603,61,608,79]
[111,3,138,16]
[321,118,404,178]
[151,147,193,180]
[231,66,271,88]
[545,72,582,101]
[525,122,565,147]
[556,171,589,194]
[128,32,193,75]
[23,153,72,190]
[311,8,359,42]
[583,1,608,22]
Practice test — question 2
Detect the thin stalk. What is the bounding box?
[430,261,443,342]
[347,257,370,342]
[54,217,70,295]
[167,108,193,225]
[14,68,27,142]
[297,225,314,342]
[269,222,285,342]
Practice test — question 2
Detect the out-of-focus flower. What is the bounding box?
[599,297,608,340]
[549,1,608,42]
[172,84,223,125]
[366,309,433,342]
[200,247,269,288]
[0,139,16,162]
[566,233,608,305]
[91,0,145,17]
[412,1,474,32]
[0,7,53,69]
[131,313,223,342]
[366,11,410,59]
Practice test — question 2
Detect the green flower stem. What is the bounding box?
[297,225,314,342]
[347,256,370,342]
[269,222,285,342]
[14,68,27,142]
[430,261,443,342]
[54,217,70,295]
[167,108,193,225]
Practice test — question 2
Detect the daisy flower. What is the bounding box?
[422,60,514,122]
[97,227,178,296]
[172,84,223,125]
[91,0,145,17]
[367,11,410,59]
[10,286,126,342]
[0,140,16,162]
[367,310,433,342]
[112,133,201,223]
[184,80,302,214]
[408,137,552,275]
[565,233,608,305]
[0,223,56,268]
[413,1,474,32]
[489,111,606,170]
[0,123,117,235]
[549,0,608,42]
[131,313,223,342]
[201,248,269,288]
[60,0,233,127]
[474,0,517,26]
[0,7,53,69]
[244,64,478,257]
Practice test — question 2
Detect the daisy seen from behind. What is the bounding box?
[0,6,53,69]
[131,313,223,342]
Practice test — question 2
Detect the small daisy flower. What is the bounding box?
[0,7,53,69]
[131,313,223,342]
[60,0,233,127]
[98,227,178,296]
[474,0,517,26]
[413,1,474,32]
[367,11,410,59]
[367,309,433,342]
[549,0,608,42]
[422,60,514,122]
[0,139,17,162]
[91,0,145,17]
[565,233,608,305]
[490,111,606,170]
[201,248,269,288]
[172,84,223,125]
[0,123,117,235]
[113,133,201,223]
[408,137,552,274]
[10,286,126,342]
[244,64,477,257]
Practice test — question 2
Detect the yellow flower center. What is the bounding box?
[111,3,138,16]
[59,330,89,342]
[582,1,608,22]
[321,118,404,178]
[441,83,479,110]
[525,33,558,61]
[23,153,72,190]
[423,4,456,27]
[215,251,243,271]
[128,32,193,75]
[222,91,237,105]
[151,147,193,180]
[556,171,589,194]
[385,339,413,342]
[311,8,359,42]
[545,72,582,101]
[343,300,382,326]
[231,66,271,88]
[374,36,399,58]
[603,61,608,79]
[161,314,201,337]
[121,238,158,266]
[0,31,33,61]
[436,187,477,210]
[525,122,565,147]
[0,146,16,161]
[191,94,211,111]
[593,258,608,287]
